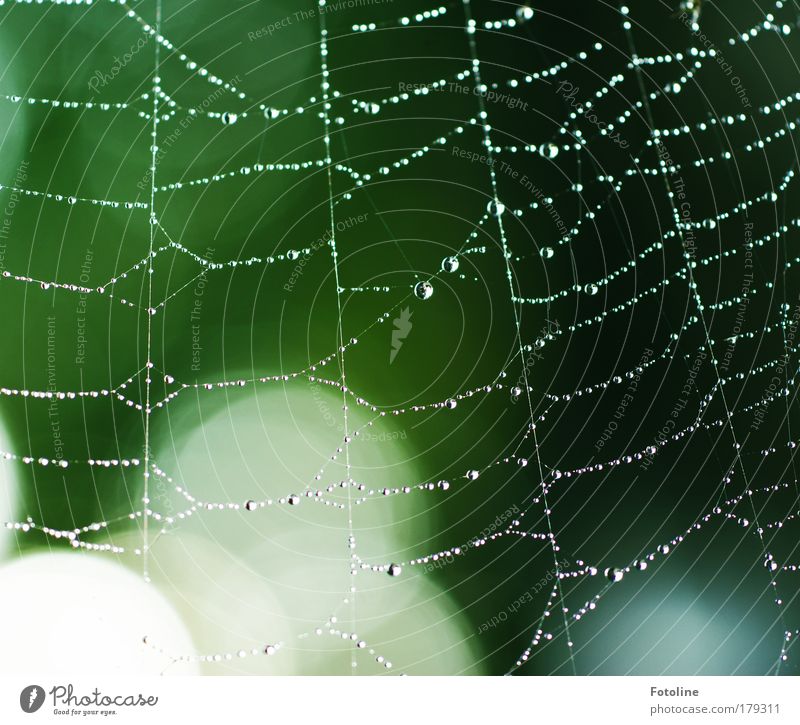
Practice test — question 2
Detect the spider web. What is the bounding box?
[1,0,799,675]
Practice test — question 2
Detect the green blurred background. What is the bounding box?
[0,0,798,675]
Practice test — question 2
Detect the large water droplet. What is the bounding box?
[516,6,534,21]
[539,142,559,159]
[487,200,506,217]
[414,281,434,300]
[606,567,624,582]
[442,256,459,273]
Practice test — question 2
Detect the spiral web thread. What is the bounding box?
[0,0,799,674]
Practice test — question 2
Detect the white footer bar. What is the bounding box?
[0,675,796,724]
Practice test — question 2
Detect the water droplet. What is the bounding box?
[287,249,300,261]
[442,256,459,273]
[487,200,505,217]
[540,247,554,259]
[606,567,624,582]
[539,142,559,159]
[414,281,434,300]
[516,6,534,21]
[222,112,238,125]
[387,563,402,576]
[584,283,599,295]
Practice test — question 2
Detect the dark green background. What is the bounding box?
[0,0,798,675]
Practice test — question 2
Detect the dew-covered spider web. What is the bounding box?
[1,0,800,676]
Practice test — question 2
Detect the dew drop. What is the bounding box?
[606,567,624,582]
[539,142,559,159]
[442,256,459,273]
[414,281,434,300]
[487,200,506,217]
[516,6,534,21]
